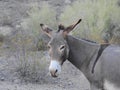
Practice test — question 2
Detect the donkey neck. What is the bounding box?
[66,35,100,73]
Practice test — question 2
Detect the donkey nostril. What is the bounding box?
[55,69,58,73]
[50,69,58,77]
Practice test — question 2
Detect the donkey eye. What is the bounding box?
[47,45,51,49]
[60,45,65,50]
[48,46,50,49]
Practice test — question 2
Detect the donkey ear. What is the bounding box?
[63,19,82,35]
[58,24,66,32]
[40,24,53,37]
[58,24,65,30]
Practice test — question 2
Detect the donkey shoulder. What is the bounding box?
[102,44,120,57]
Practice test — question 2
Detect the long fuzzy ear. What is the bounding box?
[63,19,82,37]
[40,24,53,37]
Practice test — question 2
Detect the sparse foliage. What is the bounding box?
[21,3,57,50]
[10,28,48,83]
[59,0,120,43]
[8,3,57,82]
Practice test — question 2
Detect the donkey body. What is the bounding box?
[67,35,120,90]
[40,19,120,90]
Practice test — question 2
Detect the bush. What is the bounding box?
[16,51,48,83]
[59,0,120,43]
[21,3,57,50]
[11,3,58,83]
[0,28,50,83]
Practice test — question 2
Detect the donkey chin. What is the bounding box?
[49,60,62,77]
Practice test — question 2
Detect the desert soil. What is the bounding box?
[0,48,90,90]
[0,61,90,90]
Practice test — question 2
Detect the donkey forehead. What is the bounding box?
[49,33,66,46]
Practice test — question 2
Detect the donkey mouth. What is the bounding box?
[50,70,58,78]
[51,74,58,77]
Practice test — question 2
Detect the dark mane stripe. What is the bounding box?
[92,43,110,73]
[81,38,97,43]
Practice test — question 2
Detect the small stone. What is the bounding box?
[68,81,73,85]
[65,0,71,4]
[0,77,5,81]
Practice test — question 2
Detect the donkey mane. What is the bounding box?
[81,38,97,44]
[69,35,99,46]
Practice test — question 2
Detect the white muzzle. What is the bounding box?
[49,60,61,77]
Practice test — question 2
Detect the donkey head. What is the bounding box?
[40,19,82,77]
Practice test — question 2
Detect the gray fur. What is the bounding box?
[66,35,120,90]
[41,20,120,90]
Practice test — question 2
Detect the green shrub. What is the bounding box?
[13,3,57,82]
[16,51,48,83]
[21,3,57,50]
[7,28,49,83]
[59,0,120,43]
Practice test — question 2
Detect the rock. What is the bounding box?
[65,0,71,4]
[0,77,5,81]
[0,26,13,36]
[68,81,73,85]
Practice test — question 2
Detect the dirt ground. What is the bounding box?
[0,60,90,90]
[0,48,90,90]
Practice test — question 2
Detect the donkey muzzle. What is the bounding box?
[49,60,61,77]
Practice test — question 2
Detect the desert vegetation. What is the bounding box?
[60,0,120,43]
[0,0,120,89]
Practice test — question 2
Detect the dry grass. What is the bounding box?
[59,0,120,43]
[21,3,57,50]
